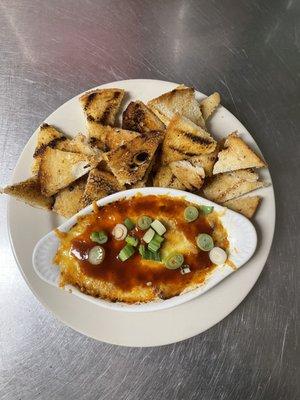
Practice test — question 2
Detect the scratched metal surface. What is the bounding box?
[0,0,299,399]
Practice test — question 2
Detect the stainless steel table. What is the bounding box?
[0,1,299,399]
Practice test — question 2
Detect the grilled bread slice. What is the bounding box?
[1,177,53,210]
[105,131,164,185]
[161,114,217,164]
[153,165,185,190]
[53,177,87,218]
[203,169,264,203]
[200,92,221,121]
[85,120,108,150]
[39,148,97,196]
[122,101,166,133]
[148,86,205,127]
[80,88,125,142]
[80,88,125,126]
[222,196,261,219]
[56,134,100,156]
[191,144,219,177]
[169,160,205,190]
[102,126,140,151]
[32,124,67,175]
[213,133,267,174]
[128,156,156,188]
[81,169,123,207]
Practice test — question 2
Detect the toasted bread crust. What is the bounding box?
[213,132,267,174]
[222,196,261,218]
[203,169,263,202]
[148,86,205,127]
[153,164,185,190]
[80,88,125,126]
[39,148,96,196]
[56,134,100,156]
[122,101,166,133]
[161,114,217,164]
[169,160,205,190]
[200,92,221,121]
[53,177,87,218]
[32,124,66,175]
[102,126,140,151]
[2,177,54,210]
[81,169,123,207]
[191,144,219,177]
[105,131,164,185]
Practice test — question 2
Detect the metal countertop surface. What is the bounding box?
[0,1,299,399]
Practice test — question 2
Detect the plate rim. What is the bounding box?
[6,78,276,346]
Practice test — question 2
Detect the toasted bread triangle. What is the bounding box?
[122,101,165,133]
[191,144,220,177]
[32,124,66,175]
[102,126,140,151]
[213,133,267,174]
[161,114,217,164]
[105,131,164,185]
[200,92,221,121]
[223,196,261,218]
[56,134,100,156]
[128,156,156,188]
[153,165,185,190]
[81,169,123,207]
[80,88,125,142]
[80,88,125,125]
[169,160,205,190]
[39,148,97,196]
[148,86,205,127]
[1,177,53,210]
[53,177,87,218]
[203,169,264,202]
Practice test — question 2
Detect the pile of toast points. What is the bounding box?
[1,85,268,219]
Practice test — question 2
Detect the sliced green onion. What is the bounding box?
[88,246,105,265]
[184,206,199,222]
[125,235,139,247]
[90,231,108,244]
[200,205,214,215]
[124,218,135,230]
[143,228,155,243]
[196,233,214,251]
[139,244,147,258]
[137,215,153,230]
[139,244,161,262]
[164,253,184,269]
[118,244,135,261]
[151,219,166,235]
[148,233,164,253]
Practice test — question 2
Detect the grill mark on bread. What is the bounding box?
[168,145,199,158]
[84,92,96,110]
[112,91,121,100]
[123,103,145,131]
[40,123,50,130]
[99,107,112,125]
[184,132,212,146]
[33,137,67,158]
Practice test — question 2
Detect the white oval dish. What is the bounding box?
[32,187,257,313]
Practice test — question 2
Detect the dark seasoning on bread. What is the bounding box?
[1,85,268,219]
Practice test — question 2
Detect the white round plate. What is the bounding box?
[7,79,275,347]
